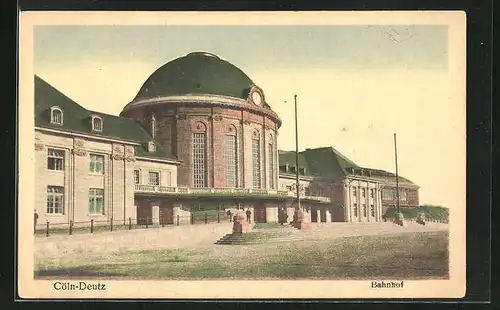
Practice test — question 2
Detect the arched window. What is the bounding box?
[268,133,274,189]
[50,106,63,125]
[224,125,238,188]
[192,122,207,188]
[148,141,156,152]
[252,130,261,188]
[92,116,103,132]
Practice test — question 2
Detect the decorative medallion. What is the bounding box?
[175,114,187,121]
[74,138,85,147]
[34,142,44,151]
[73,138,86,156]
[125,156,136,162]
[240,119,251,125]
[125,146,134,155]
[34,135,44,151]
[113,144,123,154]
[72,148,87,156]
[112,154,125,160]
[213,115,223,121]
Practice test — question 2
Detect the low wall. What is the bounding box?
[35,222,233,261]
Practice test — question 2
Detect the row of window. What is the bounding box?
[48,149,105,174]
[193,132,276,189]
[352,203,376,218]
[50,106,103,132]
[382,188,408,201]
[46,186,104,215]
[134,170,162,186]
[352,187,375,198]
[285,185,312,196]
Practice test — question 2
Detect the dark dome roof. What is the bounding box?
[133,52,255,101]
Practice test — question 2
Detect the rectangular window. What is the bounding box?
[89,154,104,174]
[304,187,310,196]
[148,171,160,186]
[134,170,140,184]
[47,148,64,171]
[268,143,274,189]
[286,185,292,191]
[353,203,358,217]
[352,187,357,197]
[363,204,367,217]
[370,204,375,217]
[224,135,237,188]
[88,188,104,214]
[370,189,374,198]
[382,189,393,200]
[252,138,261,188]
[400,189,407,201]
[193,133,207,188]
[46,186,64,214]
[362,188,366,197]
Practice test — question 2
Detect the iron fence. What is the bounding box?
[34,211,235,237]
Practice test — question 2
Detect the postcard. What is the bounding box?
[18,10,466,299]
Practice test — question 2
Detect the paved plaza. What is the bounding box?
[35,221,449,261]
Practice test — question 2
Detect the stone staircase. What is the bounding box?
[214,221,447,245]
[215,226,308,245]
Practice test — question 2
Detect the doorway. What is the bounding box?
[254,206,267,223]
[311,207,318,223]
[320,208,327,222]
[159,201,174,225]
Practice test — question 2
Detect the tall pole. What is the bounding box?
[295,94,301,212]
[394,133,400,214]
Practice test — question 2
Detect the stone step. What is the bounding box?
[215,230,318,245]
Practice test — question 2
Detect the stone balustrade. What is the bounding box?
[134,185,331,203]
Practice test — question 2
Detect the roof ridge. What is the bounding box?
[35,75,90,113]
[330,146,359,167]
[327,147,348,176]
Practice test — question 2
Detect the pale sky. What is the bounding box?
[33,25,465,209]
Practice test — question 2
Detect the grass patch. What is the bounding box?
[383,205,449,222]
[35,231,448,280]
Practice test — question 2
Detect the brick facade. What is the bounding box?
[121,103,279,191]
[381,186,420,214]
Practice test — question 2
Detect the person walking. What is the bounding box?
[34,209,39,234]
[246,208,252,223]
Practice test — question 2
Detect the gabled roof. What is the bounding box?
[278,147,359,178]
[34,75,177,161]
[278,146,417,186]
[360,167,417,186]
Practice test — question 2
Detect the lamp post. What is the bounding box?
[394,133,400,214]
[394,133,403,226]
[294,95,301,214]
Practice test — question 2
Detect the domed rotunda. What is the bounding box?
[121,51,281,191]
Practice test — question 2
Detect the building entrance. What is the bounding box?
[254,206,266,223]
[159,201,174,225]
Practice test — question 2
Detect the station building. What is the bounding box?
[33,51,418,226]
